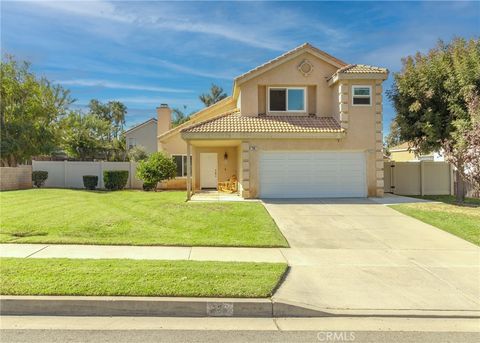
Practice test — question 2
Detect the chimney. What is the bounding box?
[157,104,172,136]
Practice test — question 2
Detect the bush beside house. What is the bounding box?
[136,152,176,191]
[32,171,48,188]
[83,175,98,190]
[103,170,129,190]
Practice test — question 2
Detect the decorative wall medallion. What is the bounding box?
[298,59,313,77]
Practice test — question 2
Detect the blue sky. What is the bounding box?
[2,1,479,134]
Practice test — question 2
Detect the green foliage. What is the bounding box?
[172,105,195,127]
[127,145,148,161]
[60,112,111,160]
[32,171,48,188]
[388,38,479,154]
[82,175,98,190]
[103,170,129,190]
[136,152,176,191]
[199,83,227,107]
[388,37,480,200]
[0,56,72,166]
[59,100,127,161]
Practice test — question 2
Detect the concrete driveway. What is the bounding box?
[263,198,480,315]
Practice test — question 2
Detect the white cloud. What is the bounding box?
[57,79,192,93]
[146,59,235,80]
[27,0,328,52]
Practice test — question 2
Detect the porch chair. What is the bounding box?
[218,175,238,193]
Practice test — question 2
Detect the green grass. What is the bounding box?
[0,189,288,247]
[389,196,480,246]
[407,195,480,206]
[0,258,287,297]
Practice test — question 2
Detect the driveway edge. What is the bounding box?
[2,296,479,318]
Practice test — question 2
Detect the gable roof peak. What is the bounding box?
[233,42,347,84]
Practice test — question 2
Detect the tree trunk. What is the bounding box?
[456,168,466,204]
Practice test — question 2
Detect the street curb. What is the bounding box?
[0,296,273,317]
[1,296,479,318]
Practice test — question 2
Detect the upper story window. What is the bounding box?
[352,86,371,106]
[268,87,306,112]
[128,138,136,149]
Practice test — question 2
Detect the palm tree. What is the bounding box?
[172,105,194,127]
[199,84,227,107]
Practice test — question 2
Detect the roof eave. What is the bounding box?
[328,72,389,86]
[125,118,157,134]
[157,97,236,141]
[234,44,347,86]
[182,131,346,140]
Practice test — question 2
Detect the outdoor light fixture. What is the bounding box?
[224,152,228,161]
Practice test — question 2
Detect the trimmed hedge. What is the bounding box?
[32,171,48,188]
[103,170,128,191]
[83,175,98,190]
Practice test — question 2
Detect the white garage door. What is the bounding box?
[259,151,366,198]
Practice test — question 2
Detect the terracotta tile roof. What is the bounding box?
[182,111,343,134]
[336,64,388,74]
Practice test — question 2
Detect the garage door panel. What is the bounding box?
[259,151,366,198]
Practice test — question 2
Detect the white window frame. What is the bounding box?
[351,85,372,106]
[128,138,137,149]
[172,154,191,178]
[267,87,307,113]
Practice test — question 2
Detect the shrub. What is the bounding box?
[127,145,149,162]
[32,171,48,188]
[136,152,176,191]
[83,175,98,190]
[103,170,129,190]
[142,181,157,191]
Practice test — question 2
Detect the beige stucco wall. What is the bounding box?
[126,121,158,154]
[160,133,187,156]
[239,52,338,116]
[390,150,418,162]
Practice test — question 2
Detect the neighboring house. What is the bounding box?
[389,142,445,162]
[125,118,158,154]
[156,43,388,199]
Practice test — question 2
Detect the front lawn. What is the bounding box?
[0,189,288,247]
[389,195,480,246]
[0,258,287,297]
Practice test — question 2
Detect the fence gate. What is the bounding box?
[383,161,453,196]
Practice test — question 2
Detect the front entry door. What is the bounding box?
[200,153,218,189]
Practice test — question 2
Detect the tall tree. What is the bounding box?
[172,105,195,127]
[59,112,110,160]
[199,83,227,107]
[0,56,72,166]
[388,37,480,201]
[86,99,127,161]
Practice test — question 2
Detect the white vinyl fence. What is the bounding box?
[32,161,143,189]
[384,161,453,196]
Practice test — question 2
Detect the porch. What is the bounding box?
[184,140,245,200]
[190,190,245,202]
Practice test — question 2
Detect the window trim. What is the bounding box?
[267,86,307,113]
[351,85,372,106]
[128,138,137,149]
[172,154,191,178]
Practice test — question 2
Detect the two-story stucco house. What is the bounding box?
[156,43,388,199]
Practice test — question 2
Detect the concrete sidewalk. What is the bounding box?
[0,244,286,263]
